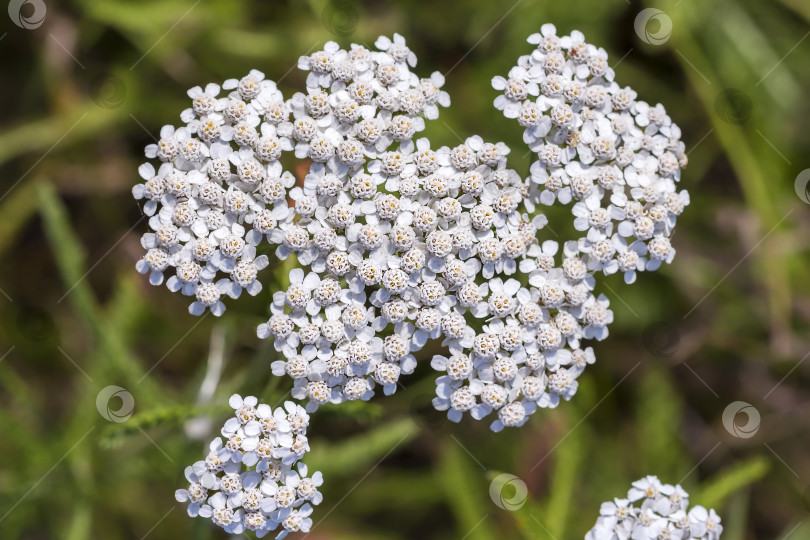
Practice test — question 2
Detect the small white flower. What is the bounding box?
[176,395,324,538]
[587,476,722,540]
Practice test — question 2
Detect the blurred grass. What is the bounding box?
[1,0,810,538]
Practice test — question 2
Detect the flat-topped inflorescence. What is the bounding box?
[175,395,323,538]
[134,27,688,432]
[586,476,722,539]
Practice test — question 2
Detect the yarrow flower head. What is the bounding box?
[586,476,722,540]
[134,26,688,432]
[175,395,323,538]
[133,34,449,318]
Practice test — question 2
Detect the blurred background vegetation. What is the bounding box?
[1,0,810,538]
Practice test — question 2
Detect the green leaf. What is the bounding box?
[693,457,770,509]
[719,490,750,540]
[438,439,497,540]
[0,180,39,257]
[542,418,585,539]
[636,365,685,478]
[0,105,120,167]
[483,470,545,540]
[99,403,227,449]
[306,417,417,478]
[37,182,160,401]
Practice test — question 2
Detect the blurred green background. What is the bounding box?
[2,0,810,538]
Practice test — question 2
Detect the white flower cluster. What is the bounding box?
[586,476,722,540]
[493,23,689,283]
[175,395,323,538]
[133,34,448,316]
[134,27,689,433]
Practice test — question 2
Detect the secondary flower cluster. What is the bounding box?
[175,395,323,538]
[586,476,722,539]
[133,28,688,432]
[133,34,448,316]
[493,23,688,282]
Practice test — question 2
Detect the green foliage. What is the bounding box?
[693,457,770,510]
[98,403,227,449]
[307,417,419,478]
[438,441,497,540]
[635,365,687,479]
[1,0,808,537]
